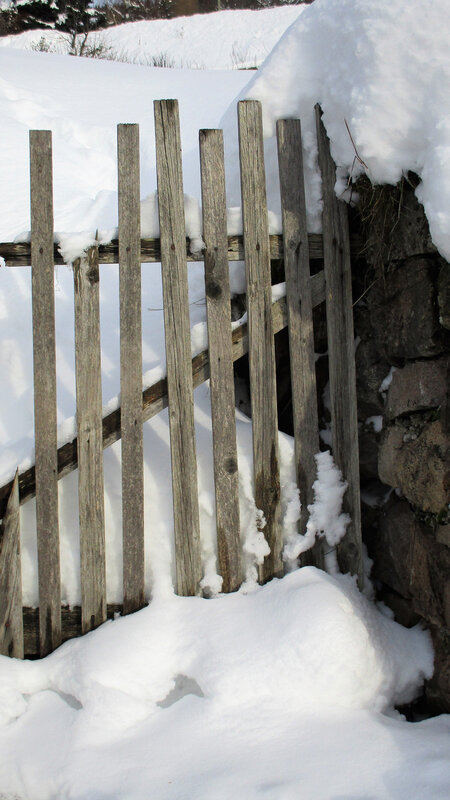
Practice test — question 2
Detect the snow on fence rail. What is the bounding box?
[0,101,363,659]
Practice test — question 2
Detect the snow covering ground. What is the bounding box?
[1,569,448,800]
[0,6,304,69]
[0,2,450,798]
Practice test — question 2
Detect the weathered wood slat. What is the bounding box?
[0,232,353,267]
[154,99,202,596]
[0,472,23,658]
[277,119,324,570]
[118,124,145,614]
[30,130,61,656]
[0,272,326,520]
[238,100,282,583]
[200,129,241,593]
[22,603,123,657]
[315,105,364,587]
[73,246,106,633]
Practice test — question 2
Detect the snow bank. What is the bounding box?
[0,569,434,724]
[0,7,304,69]
[222,0,450,260]
[0,568,444,800]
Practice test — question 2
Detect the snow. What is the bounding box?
[221,0,450,260]
[0,2,450,797]
[1,568,448,800]
[0,7,305,69]
[366,415,383,433]
[283,450,350,567]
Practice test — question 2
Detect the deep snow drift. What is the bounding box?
[221,0,450,260]
[1,569,449,800]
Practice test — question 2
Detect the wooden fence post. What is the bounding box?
[238,100,282,582]
[154,99,202,596]
[118,124,145,614]
[199,128,241,593]
[0,472,23,658]
[315,106,364,587]
[30,129,61,655]
[73,245,107,633]
[277,118,324,569]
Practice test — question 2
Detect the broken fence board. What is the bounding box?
[118,124,145,614]
[154,99,202,597]
[238,100,282,583]
[200,128,241,593]
[315,105,363,588]
[0,472,23,658]
[73,246,106,634]
[277,119,324,570]
[30,129,61,655]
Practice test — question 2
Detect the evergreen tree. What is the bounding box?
[0,0,104,35]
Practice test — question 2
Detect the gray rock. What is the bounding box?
[438,262,450,330]
[426,625,450,713]
[378,419,450,513]
[368,258,445,360]
[385,357,449,420]
[355,336,390,417]
[436,524,450,548]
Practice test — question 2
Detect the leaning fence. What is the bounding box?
[0,100,363,660]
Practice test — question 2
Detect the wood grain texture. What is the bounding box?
[154,99,202,596]
[0,232,367,268]
[73,246,106,633]
[315,106,363,587]
[22,603,123,656]
[30,130,61,655]
[0,274,326,521]
[0,472,23,658]
[277,119,324,570]
[200,129,241,593]
[238,100,282,583]
[118,124,145,614]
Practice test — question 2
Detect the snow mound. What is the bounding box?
[222,0,450,260]
[0,569,433,731]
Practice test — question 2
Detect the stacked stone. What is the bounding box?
[353,181,450,712]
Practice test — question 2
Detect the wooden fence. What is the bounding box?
[0,101,363,659]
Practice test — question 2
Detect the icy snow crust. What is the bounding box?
[1,569,448,800]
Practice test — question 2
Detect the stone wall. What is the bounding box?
[352,179,450,712]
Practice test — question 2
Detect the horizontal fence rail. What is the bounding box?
[0,233,364,268]
[0,100,363,658]
[0,274,326,519]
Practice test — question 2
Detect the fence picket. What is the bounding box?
[315,106,363,587]
[199,129,241,593]
[30,130,61,655]
[154,99,202,596]
[118,124,145,614]
[0,105,366,658]
[0,275,327,522]
[238,100,282,583]
[0,472,23,658]
[73,246,107,633]
[277,119,324,569]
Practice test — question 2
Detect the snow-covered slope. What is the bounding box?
[0,6,305,69]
